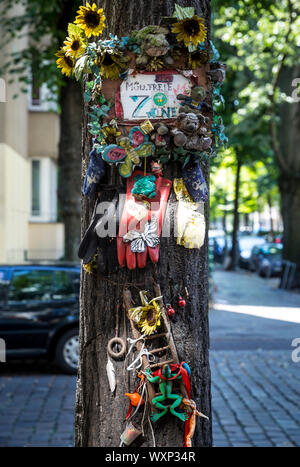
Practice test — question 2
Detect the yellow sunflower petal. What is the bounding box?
[56,47,75,77]
[172,15,207,48]
[64,31,87,59]
[74,3,106,38]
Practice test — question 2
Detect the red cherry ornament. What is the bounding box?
[166,304,175,317]
[178,296,186,308]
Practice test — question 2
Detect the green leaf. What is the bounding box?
[74,55,89,81]
[86,80,94,90]
[182,154,191,167]
[160,154,171,164]
[173,4,195,20]
[84,91,91,102]
[68,23,87,45]
[188,43,198,53]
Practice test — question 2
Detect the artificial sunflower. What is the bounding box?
[128,293,162,336]
[172,15,207,48]
[139,305,161,336]
[74,2,106,38]
[102,125,122,145]
[64,24,87,59]
[56,47,75,77]
[96,50,129,80]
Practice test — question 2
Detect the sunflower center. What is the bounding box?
[146,309,155,324]
[102,54,114,66]
[184,19,200,36]
[72,40,80,51]
[192,51,202,61]
[84,11,100,27]
[106,134,116,144]
[64,55,74,68]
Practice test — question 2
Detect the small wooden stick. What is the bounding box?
[123,289,156,404]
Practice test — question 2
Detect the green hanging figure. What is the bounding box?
[144,364,189,422]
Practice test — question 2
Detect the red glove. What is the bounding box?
[117,170,171,270]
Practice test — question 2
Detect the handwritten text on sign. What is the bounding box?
[120,72,191,121]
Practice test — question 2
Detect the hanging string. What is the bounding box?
[148,413,156,447]
[126,337,155,372]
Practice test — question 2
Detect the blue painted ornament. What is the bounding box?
[82,139,106,196]
[182,159,209,203]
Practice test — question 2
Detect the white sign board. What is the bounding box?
[119,72,191,121]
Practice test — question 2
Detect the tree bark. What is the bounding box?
[75,0,212,447]
[58,79,83,261]
[277,65,300,275]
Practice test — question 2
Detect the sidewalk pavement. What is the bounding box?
[210,268,300,447]
[0,367,76,447]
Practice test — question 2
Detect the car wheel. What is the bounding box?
[55,329,79,374]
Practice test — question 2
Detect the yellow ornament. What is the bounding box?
[140,120,154,135]
[173,178,205,249]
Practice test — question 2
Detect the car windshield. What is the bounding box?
[257,244,282,256]
[0,269,10,304]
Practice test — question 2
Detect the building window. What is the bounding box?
[30,158,58,223]
[31,78,41,107]
[31,160,41,216]
[28,68,57,113]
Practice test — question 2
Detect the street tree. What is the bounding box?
[75,0,213,447]
[212,0,300,273]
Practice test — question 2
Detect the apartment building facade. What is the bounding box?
[0,31,64,263]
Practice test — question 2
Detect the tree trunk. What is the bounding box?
[277,65,300,275]
[228,156,241,271]
[267,195,274,241]
[58,79,83,261]
[75,0,212,447]
[279,174,300,270]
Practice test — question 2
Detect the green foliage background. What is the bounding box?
[210,0,300,229]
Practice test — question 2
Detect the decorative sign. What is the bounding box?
[119,72,192,121]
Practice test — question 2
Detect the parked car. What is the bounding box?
[238,235,266,269]
[0,264,80,374]
[208,230,228,264]
[249,243,283,277]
